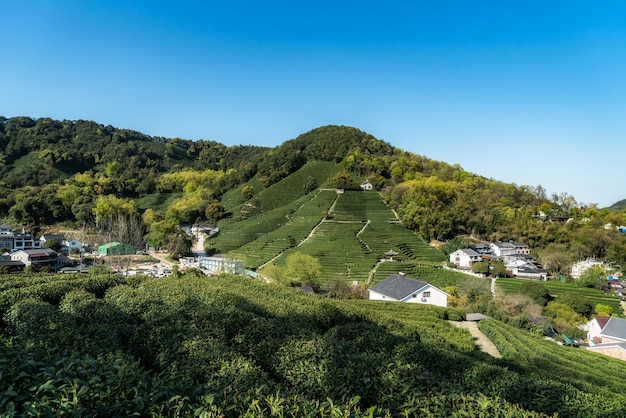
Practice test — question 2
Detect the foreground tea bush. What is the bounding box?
[1,272,625,416]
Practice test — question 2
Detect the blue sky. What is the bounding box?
[2,1,625,207]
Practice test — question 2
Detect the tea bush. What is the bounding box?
[2,272,626,416]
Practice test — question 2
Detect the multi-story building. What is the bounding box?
[199,256,245,275]
[11,248,59,270]
[0,230,41,251]
[571,259,603,279]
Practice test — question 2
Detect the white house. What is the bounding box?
[505,260,548,280]
[10,248,59,270]
[360,180,373,191]
[198,255,245,275]
[571,259,603,279]
[40,234,67,251]
[368,273,449,307]
[510,241,530,255]
[585,317,626,361]
[489,241,516,258]
[585,316,612,344]
[450,248,482,269]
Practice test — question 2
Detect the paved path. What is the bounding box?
[452,321,502,358]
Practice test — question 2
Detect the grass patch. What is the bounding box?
[496,277,622,314]
[135,192,182,212]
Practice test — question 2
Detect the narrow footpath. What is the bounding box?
[452,321,502,358]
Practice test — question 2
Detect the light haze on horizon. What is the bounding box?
[2,1,625,207]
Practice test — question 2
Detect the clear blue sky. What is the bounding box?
[2,1,625,207]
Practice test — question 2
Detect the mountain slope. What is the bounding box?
[608,198,626,211]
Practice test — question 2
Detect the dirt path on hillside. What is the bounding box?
[452,321,502,358]
[258,191,339,270]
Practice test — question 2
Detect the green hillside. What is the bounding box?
[608,198,626,211]
[2,116,625,279]
[2,271,626,416]
[255,190,446,283]
[207,171,447,283]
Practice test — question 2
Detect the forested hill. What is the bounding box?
[1,116,623,253]
[0,116,267,193]
[608,199,626,211]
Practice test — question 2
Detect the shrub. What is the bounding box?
[519,281,551,306]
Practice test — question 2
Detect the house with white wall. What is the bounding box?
[450,248,482,269]
[571,259,603,279]
[489,241,517,257]
[368,273,449,307]
[585,317,626,361]
[360,180,373,191]
[198,255,245,275]
[10,248,59,270]
[511,241,530,255]
[505,259,548,280]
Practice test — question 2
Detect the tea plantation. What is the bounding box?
[496,278,622,315]
[2,271,626,416]
[209,162,448,285]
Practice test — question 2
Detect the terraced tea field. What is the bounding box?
[268,190,447,283]
[211,169,449,284]
[496,277,622,314]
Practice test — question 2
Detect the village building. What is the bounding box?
[570,259,603,279]
[449,248,482,269]
[472,243,494,255]
[198,255,245,275]
[510,241,530,255]
[368,273,449,307]
[505,259,548,280]
[0,229,41,251]
[585,317,626,361]
[489,241,517,258]
[10,248,59,270]
[359,180,373,191]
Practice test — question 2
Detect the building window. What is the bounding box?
[423,291,431,298]
[412,293,417,298]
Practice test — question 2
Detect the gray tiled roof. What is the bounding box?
[43,234,66,242]
[600,317,626,341]
[459,248,481,257]
[369,274,428,300]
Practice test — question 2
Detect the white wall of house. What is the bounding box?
[571,260,603,279]
[400,284,448,307]
[450,249,481,268]
[10,251,30,265]
[489,242,516,257]
[368,290,396,301]
[369,285,448,307]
